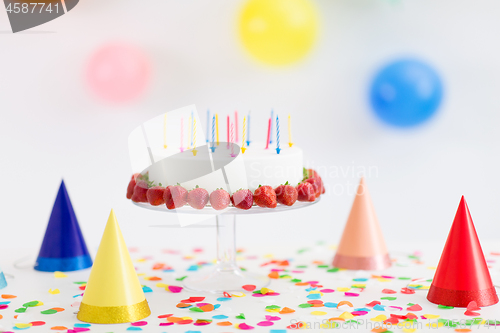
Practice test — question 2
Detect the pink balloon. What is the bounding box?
[86,43,150,103]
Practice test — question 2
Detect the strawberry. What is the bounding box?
[210,189,230,210]
[275,182,298,206]
[230,189,253,210]
[164,185,188,209]
[187,186,209,209]
[297,182,316,202]
[253,185,277,208]
[305,178,322,198]
[131,180,149,203]
[306,168,319,179]
[126,173,141,199]
[146,186,165,206]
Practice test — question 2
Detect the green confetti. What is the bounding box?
[317,265,328,268]
[407,303,415,306]
[175,276,188,281]
[297,248,310,254]
[398,277,411,280]
[265,305,281,310]
[381,297,397,301]
[290,279,302,283]
[73,281,87,284]
[15,307,27,313]
[23,301,40,307]
[438,305,454,309]
[189,307,203,312]
[295,265,307,269]
[236,313,245,319]
[298,303,313,308]
[327,268,340,273]
[279,274,291,279]
[41,309,58,315]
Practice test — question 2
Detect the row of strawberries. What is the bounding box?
[126,169,324,210]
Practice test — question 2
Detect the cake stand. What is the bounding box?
[133,199,320,293]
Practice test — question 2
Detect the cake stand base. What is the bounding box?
[182,213,270,294]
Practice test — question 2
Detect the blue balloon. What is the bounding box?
[370,59,443,127]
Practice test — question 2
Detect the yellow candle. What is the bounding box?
[216,114,219,145]
[288,114,293,148]
[163,113,167,149]
[241,117,247,153]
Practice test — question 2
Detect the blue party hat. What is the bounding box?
[34,180,92,272]
[0,267,6,289]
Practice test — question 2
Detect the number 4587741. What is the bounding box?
[6,3,59,14]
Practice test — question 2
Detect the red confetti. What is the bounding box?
[131,321,147,326]
[407,304,422,311]
[366,301,381,307]
[242,285,256,291]
[382,289,397,294]
[400,288,415,294]
[30,321,45,326]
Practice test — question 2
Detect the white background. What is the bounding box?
[1,0,499,255]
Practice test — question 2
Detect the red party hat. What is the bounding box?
[427,196,498,307]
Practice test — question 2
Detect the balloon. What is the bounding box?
[239,0,318,66]
[86,43,150,104]
[369,59,444,127]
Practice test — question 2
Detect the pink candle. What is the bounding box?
[265,118,271,149]
[227,115,230,148]
[230,122,235,157]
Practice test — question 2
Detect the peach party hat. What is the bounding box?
[332,177,391,270]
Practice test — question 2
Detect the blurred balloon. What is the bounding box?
[239,0,318,66]
[86,43,150,104]
[370,59,443,127]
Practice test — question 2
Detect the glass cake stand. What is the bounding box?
[133,199,320,293]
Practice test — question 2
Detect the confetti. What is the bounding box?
[53,271,67,278]
[48,289,60,294]
[242,285,256,291]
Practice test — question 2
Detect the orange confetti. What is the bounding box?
[455,330,472,333]
[268,271,279,279]
[200,304,214,312]
[337,301,354,308]
[295,282,309,286]
[328,317,346,322]
[51,326,68,330]
[217,321,233,326]
[152,263,166,270]
[1,294,17,299]
[0,314,3,319]
[147,276,162,281]
[167,316,183,323]
[51,307,65,312]
[279,307,295,314]
[176,303,191,308]
[372,328,388,333]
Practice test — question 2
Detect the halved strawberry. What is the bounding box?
[164,185,188,209]
[230,189,253,210]
[131,180,149,203]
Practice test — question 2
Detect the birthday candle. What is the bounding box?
[206,109,210,143]
[288,114,293,148]
[163,113,167,149]
[227,115,230,148]
[270,109,274,144]
[241,116,246,154]
[246,111,251,146]
[265,118,271,150]
[276,115,281,154]
[235,111,239,143]
[191,111,194,147]
[187,115,192,149]
[211,115,216,152]
[193,118,197,149]
[216,113,219,145]
[230,122,235,157]
[180,117,184,152]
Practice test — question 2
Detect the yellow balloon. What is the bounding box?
[239,0,319,66]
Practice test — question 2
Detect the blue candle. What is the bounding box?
[210,115,216,152]
[276,115,281,154]
[246,111,251,146]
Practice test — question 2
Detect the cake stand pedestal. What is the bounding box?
[133,200,319,293]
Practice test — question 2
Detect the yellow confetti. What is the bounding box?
[339,312,354,319]
[371,315,387,322]
[48,289,60,294]
[134,258,147,262]
[15,323,32,329]
[419,285,430,290]
[260,288,273,295]
[402,328,417,333]
[311,311,327,316]
[53,271,67,278]
[426,322,444,328]
[231,292,246,297]
[352,284,366,288]
[156,283,168,288]
[427,266,437,270]
[265,308,280,313]
[337,287,350,292]
[137,273,146,276]
[376,278,391,282]
[423,314,440,319]
[34,301,44,306]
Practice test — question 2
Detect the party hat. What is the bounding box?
[427,196,498,307]
[0,266,7,289]
[332,178,391,270]
[77,210,151,324]
[35,180,92,272]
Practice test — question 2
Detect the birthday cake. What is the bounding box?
[127,109,325,210]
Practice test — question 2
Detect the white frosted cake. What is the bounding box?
[143,142,303,193]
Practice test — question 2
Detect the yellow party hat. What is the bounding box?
[77,209,150,324]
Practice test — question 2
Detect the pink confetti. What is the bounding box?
[352,311,369,316]
[159,322,174,326]
[319,289,335,293]
[168,286,183,293]
[265,315,281,321]
[388,306,403,311]
[238,323,254,330]
[257,321,274,326]
[131,321,147,326]
[345,292,359,297]
[70,329,90,333]
[0,304,8,309]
